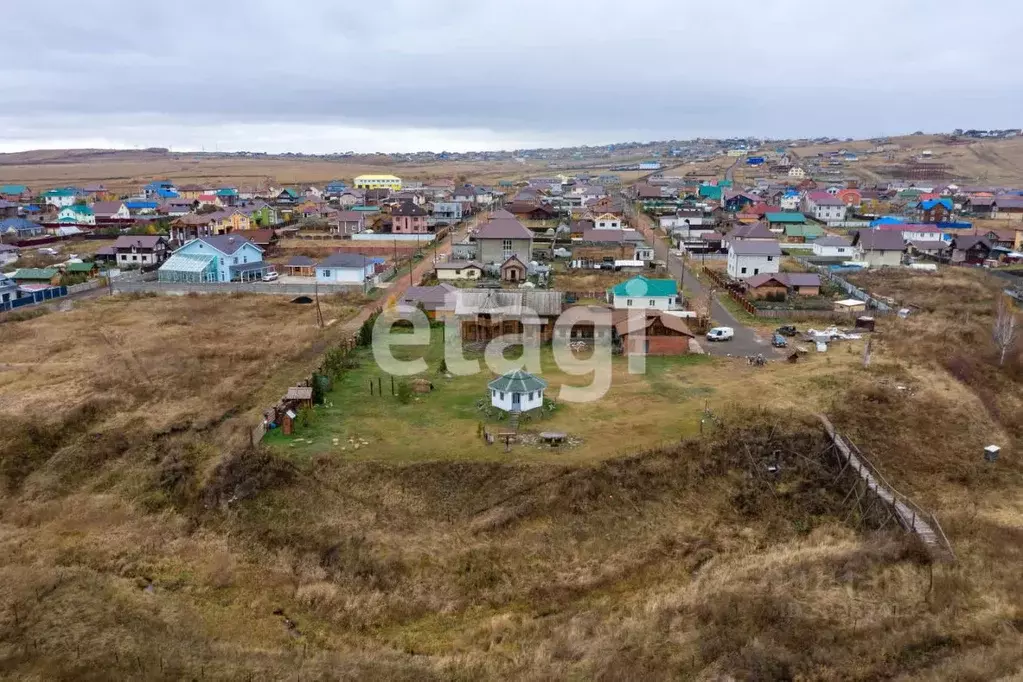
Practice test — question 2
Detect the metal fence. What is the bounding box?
[793,256,894,312]
[111,281,365,295]
[0,286,68,312]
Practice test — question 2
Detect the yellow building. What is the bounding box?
[353,174,402,191]
[211,209,251,234]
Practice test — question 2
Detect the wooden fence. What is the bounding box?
[253,306,383,445]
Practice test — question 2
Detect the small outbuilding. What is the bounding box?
[488,370,547,413]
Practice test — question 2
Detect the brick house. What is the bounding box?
[391,201,429,234]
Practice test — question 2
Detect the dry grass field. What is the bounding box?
[1,268,1022,679]
[0,148,679,195]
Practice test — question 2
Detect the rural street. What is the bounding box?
[626,201,776,358]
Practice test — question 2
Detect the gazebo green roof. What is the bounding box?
[488,370,547,394]
[66,261,95,272]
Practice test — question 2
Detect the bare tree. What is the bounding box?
[993,297,1019,366]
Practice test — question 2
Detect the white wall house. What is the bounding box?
[608,275,679,310]
[315,253,375,284]
[43,190,78,208]
[788,167,806,178]
[727,240,782,279]
[812,200,847,223]
[812,236,856,258]
[57,206,96,225]
[593,213,622,229]
[488,370,547,413]
[435,261,483,280]
[780,193,801,210]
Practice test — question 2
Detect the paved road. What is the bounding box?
[625,202,776,358]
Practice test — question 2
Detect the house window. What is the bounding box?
[528,392,534,400]
[233,257,238,264]
[741,267,747,274]
[837,247,845,253]
[767,256,773,261]
[502,239,512,253]
[500,392,505,400]
[649,299,655,306]
[627,299,633,306]
[132,255,138,261]
[323,269,331,277]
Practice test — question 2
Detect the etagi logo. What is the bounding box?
[372,281,672,404]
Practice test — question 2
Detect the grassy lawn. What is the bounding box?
[264,327,720,464]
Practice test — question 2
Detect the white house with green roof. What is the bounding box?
[607,275,680,311]
[488,370,547,413]
[57,205,95,225]
[42,188,80,208]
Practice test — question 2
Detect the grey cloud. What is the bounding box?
[3,0,1023,152]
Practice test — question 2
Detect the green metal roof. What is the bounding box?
[0,184,27,194]
[488,370,548,394]
[610,275,678,298]
[66,261,95,272]
[13,268,58,280]
[43,188,78,197]
[765,212,806,223]
[698,185,722,200]
[784,224,825,238]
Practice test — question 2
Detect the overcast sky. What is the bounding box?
[2,0,1021,154]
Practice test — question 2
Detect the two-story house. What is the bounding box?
[432,201,463,223]
[57,205,96,225]
[158,234,266,283]
[391,201,429,234]
[91,201,131,220]
[474,210,534,265]
[113,235,171,267]
[727,239,782,279]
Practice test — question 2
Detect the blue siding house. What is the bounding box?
[159,234,266,283]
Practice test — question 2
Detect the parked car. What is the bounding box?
[775,325,798,337]
[706,327,734,342]
[772,333,788,348]
[262,271,279,282]
[37,247,59,256]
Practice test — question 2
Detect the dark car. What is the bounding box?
[772,333,788,348]
[776,325,798,337]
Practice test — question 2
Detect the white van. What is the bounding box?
[706,327,734,342]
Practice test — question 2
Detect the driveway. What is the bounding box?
[625,200,777,358]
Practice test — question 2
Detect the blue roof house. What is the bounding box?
[159,234,266,283]
[0,217,43,237]
[325,180,348,194]
[125,200,159,213]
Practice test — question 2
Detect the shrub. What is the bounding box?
[396,381,413,404]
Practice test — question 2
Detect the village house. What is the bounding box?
[802,192,848,223]
[764,212,807,233]
[435,261,483,281]
[875,223,944,243]
[329,210,365,235]
[454,288,563,343]
[41,188,79,208]
[336,188,366,208]
[64,261,99,278]
[918,198,953,223]
[907,240,949,258]
[0,217,43,238]
[113,235,170,267]
[11,268,61,286]
[812,235,855,258]
[607,276,680,310]
[57,205,95,225]
[400,283,457,321]
[593,212,622,229]
[782,223,825,243]
[0,243,20,266]
[315,253,375,285]
[474,210,534,265]
[613,309,695,356]
[158,235,266,283]
[0,273,18,304]
[432,201,463,224]
[91,201,131,220]
[948,235,993,265]
[724,221,775,247]
[851,229,905,267]
[0,184,31,201]
[727,239,782,279]
[499,255,528,283]
[743,272,822,299]
[506,201,557,222]
[391,201,429,234]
